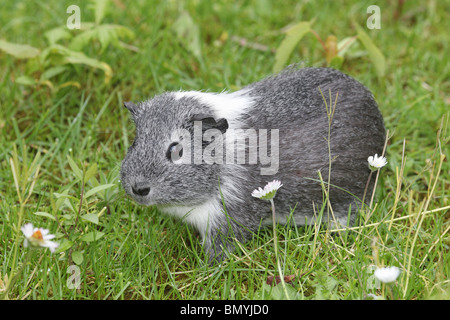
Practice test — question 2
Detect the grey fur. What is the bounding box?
[120,67,385,263]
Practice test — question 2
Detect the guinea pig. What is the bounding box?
[120,67,385,263]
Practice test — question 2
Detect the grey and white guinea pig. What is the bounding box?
[120,67,385,263]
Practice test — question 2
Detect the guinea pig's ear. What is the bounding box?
[191,114,229,134]
[123,101,139,117]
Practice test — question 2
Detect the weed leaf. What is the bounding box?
[55,239,73,253]
[355,24,386,78]
[80,231,105,242]
[93,0,109,25]
[85,184,115,198]
[72,250,84,265]
[172,11,203,62]
[273,21,311,73]
[33,211,57,221]
[0,39,40,59]
[81,213,99,225]
[67,156,83,181]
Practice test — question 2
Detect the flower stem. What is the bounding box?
[361,171,373,209]
[270,199,290,300]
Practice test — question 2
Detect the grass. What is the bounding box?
[0,0,449,300]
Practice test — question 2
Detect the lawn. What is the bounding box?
[0,0,449,300]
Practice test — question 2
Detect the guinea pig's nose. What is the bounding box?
[132,186,150,196]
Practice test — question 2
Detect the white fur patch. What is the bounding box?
[158,200,221,238]
[173,89,255,124]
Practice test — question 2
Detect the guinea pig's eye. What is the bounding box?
[166,142,183,162]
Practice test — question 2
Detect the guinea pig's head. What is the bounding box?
[120,93,229,207]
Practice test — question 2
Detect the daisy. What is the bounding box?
[251,180,283,200]
[21,223,59,253]
[368,154,387,171]
[374,266,401,283]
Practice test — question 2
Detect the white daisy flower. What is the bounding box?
[251,180,283,200]
[368,154,387,171]
[374,266,401,283]
[21,223,59,253]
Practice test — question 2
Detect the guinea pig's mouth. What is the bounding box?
[130,195,156,206]
[124,181,205,207]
